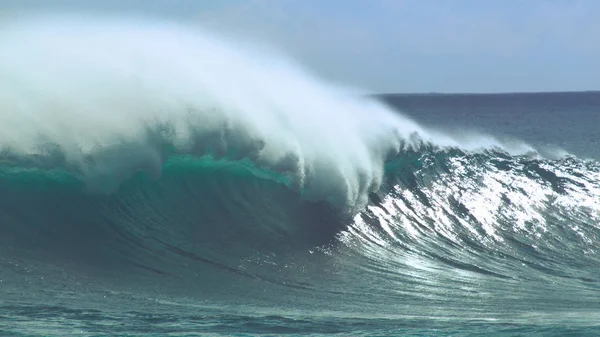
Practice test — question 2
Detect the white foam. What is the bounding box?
[0,14,527,209]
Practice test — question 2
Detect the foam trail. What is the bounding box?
[0,15,523,209]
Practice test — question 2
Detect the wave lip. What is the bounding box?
[0,15,423,210]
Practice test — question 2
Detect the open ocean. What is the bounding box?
[1,17,600,337]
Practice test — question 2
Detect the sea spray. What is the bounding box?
[0,15,537,209]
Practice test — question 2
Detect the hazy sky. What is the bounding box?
[2,0,599,93]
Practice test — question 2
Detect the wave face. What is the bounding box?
[2,15,600,337]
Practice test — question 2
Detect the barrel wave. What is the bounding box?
[2,15,600,337]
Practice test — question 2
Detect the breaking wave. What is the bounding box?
[2,15,600,336]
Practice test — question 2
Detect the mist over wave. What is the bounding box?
[0,15,540,209]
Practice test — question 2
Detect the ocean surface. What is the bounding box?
[2,17,600,337]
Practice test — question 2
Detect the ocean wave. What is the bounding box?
[2,147,599,280]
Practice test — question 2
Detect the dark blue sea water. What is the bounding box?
[381,91,600,160]
[2,18,600,337]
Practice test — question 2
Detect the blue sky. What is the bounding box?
[2,0,599,93]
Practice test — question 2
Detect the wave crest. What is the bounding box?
[0,15,555,210]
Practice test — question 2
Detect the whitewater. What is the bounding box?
[1,15,600,337]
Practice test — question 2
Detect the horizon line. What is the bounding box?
[375,90,600,96]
